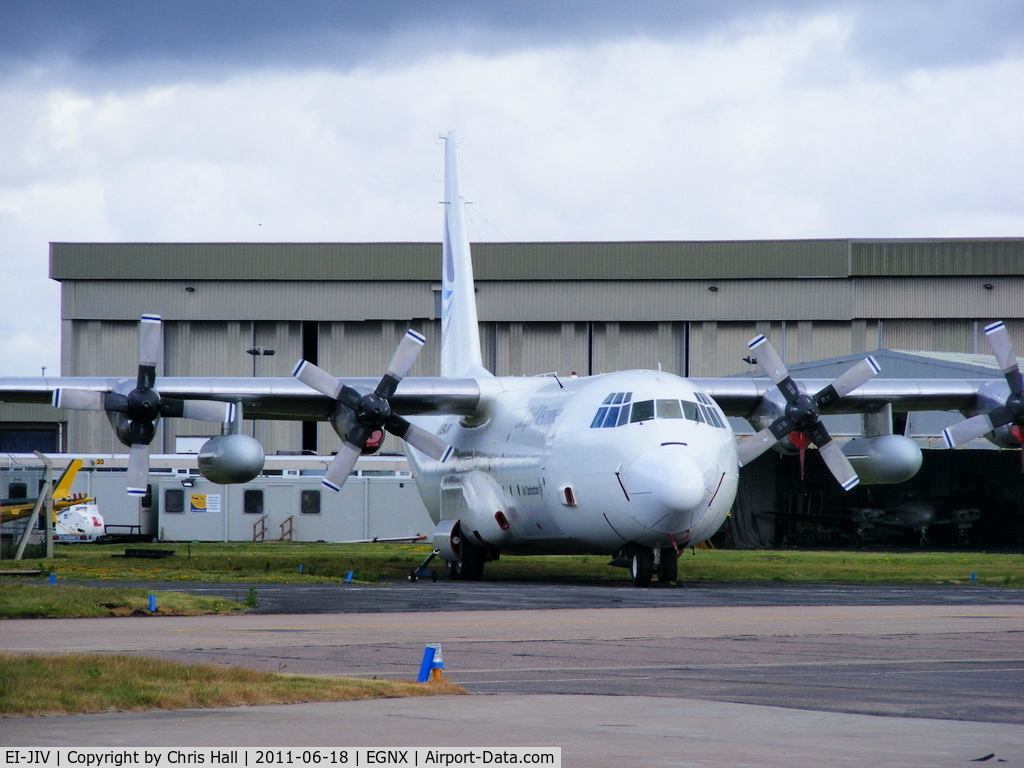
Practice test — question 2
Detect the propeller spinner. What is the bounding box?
[293,329,453,492]
[943,321,1024,448]
[738,334,880,491]
[53,314,234,495]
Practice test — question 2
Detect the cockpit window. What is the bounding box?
[590,392,633,428]
[601,407,621,428]
[590,391,728,430]
[656,399,683,419]
[695,392,727,428]
[616,405,632,426]
[630,400,655,423]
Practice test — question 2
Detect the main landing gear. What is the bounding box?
[445,541,496,581]
[618,545,679,587]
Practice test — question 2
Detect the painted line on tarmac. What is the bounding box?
[166,609,1024,635]
[425,658,1024,677]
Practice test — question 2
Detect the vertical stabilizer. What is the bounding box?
[441,131,492,379]
[52,459,83,499]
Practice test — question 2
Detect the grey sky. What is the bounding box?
[4,1,1021,79]
[0,1,1021,375]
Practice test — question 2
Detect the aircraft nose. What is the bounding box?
[627,446,706,531]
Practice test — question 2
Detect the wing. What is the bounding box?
[699,321,1024,450]
[693,326,1024,490]
[0,372,482,496]
[696,376,987,418]
[0,374,482,420]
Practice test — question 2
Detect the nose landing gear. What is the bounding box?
[620,545,680,587]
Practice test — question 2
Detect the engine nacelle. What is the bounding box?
[842,434,922,485]
[432,518,465,562]
[971,381,1024,448]
[106,411,135,448]
[197,433,265,484]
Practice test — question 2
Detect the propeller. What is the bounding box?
[943,321,1024,449]
[292,328,453,492]
[54,314,234,495]
[738,333,880,491]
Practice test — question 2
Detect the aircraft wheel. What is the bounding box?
[630,548,654,587]
[659,548,678,583]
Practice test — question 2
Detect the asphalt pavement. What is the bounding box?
[3,580,1023,766]
[73,577,1024,613]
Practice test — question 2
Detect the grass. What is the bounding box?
[2,540,1022,588]
[0,653,466,716]
[650,549,1024,587]
[0,583,245,618]
[4,540,434,583]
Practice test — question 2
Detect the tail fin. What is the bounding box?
[52,458,83,499]
[440,131,491,379]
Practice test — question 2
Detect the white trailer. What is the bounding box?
[2,454,432,544]
[150,471,431,543]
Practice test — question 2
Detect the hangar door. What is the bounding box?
[0,423,60,453]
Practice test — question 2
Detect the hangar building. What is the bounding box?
[2,237,1023,547]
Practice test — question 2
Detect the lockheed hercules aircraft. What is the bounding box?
[1,132,1021,585]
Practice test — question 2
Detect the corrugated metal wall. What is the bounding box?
[52,239,1021,282]
[62,280,434,321]
[54,316,1024,454]
[881,320,975,353]
[60,276,1024,325]
[51,243,442,281]
[33,238,1024,455]
[591,322,683,375]
[51,240,855,281]
[852,239,1024,276]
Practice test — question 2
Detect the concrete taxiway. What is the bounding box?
[2,582,1023,766]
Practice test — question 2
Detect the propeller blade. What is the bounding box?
[385,330,426,384]
[388,417,453,462]
[818,440,860,491]
[984,321,1017,376]
[297,331,445,473]
[983,320,1024,395]
[53,389,105,411]
[126,442,151,496]
[748,334,789,386]
[138,314,162,368]
[945,321,1024,451]
[817,356,880,405]
[321,442,362,493]
[943,413,995,448]
[180,400,235,422]
[744,332,876,490]
[737,427,779,466]
[292,360,344,400]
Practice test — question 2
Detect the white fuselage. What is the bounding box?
[407,369,739,555]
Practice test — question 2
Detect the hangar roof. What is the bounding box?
[736,349,1018,381]
[50,238,1024,282]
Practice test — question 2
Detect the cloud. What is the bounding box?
[8,1,1020,87]
[0,2,1021,376]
